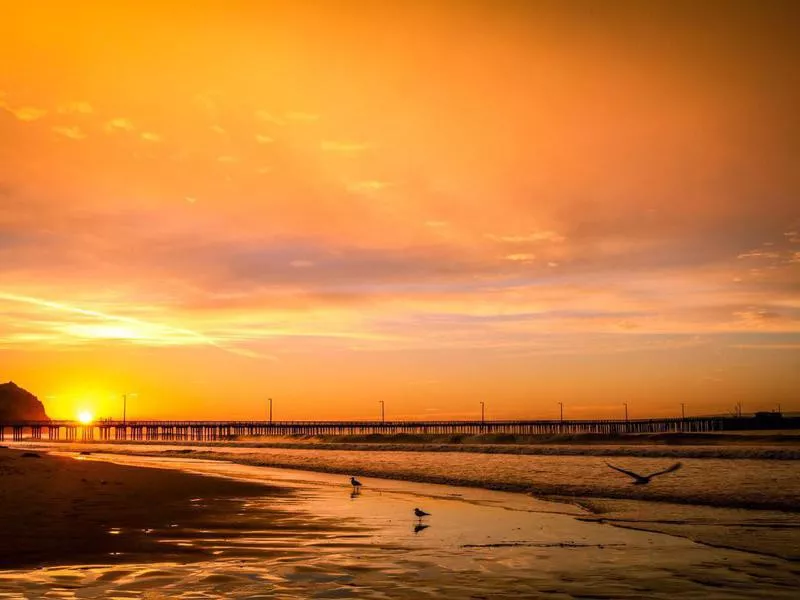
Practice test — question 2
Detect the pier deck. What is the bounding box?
[0,415,794,442]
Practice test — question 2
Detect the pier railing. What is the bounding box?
[0,415,796,442]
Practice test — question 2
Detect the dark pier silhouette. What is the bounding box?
[0,415,795,442]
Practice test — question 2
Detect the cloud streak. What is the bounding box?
[52,125,87,140]
[1,104,47,121]
[0,292,275,359]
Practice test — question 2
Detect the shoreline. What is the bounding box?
[2,447,799,598]
[22,441,798,513]
[56,452,800,560]
[157,448,800,512]
[87,449,800,562]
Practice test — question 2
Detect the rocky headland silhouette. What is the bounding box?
[0,381,49,421]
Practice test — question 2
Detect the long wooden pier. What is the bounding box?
[0,415,794,442]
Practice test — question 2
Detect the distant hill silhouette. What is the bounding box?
[0,382,49,421]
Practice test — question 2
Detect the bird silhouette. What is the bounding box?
[350,477,363,493]
[606,462,682,485]
[414,507,431,519]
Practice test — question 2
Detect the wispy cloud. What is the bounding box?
[504,253,536,262]
[732,308,784,328]
[738,250,780,259]
[486,231,565,243]
[1,104,47,121]
[0,292,211,347]
[104,118,134,132]
[52,125,87,140]
[0,292,273,359]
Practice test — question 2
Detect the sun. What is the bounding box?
[77,410,94,425]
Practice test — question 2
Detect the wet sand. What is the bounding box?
[0,447,337,568]
[1,449,799,598]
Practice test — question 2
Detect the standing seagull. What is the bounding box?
[606,462,682,485]
[414,507,431,520]
[350,477,363,493]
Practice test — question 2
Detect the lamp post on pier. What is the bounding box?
[558,402,564,424]
[121,393,137,438]
[379,400,385,423]
[623,403,628,421]
[122,393,137,426]
[480,401,485,424]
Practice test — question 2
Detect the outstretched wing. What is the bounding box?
[606,463,643,480]
[647,462,683,478]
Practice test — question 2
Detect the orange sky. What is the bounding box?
[1,1,798,421]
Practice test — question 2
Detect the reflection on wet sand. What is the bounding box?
[414,523,430,534]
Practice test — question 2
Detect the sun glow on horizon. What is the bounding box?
[77,410,94,425]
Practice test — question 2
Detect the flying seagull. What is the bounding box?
[414,507,431,519]
[606,462,682,485]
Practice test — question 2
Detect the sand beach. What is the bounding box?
[1,442,799,598]
[0,448,298,568]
